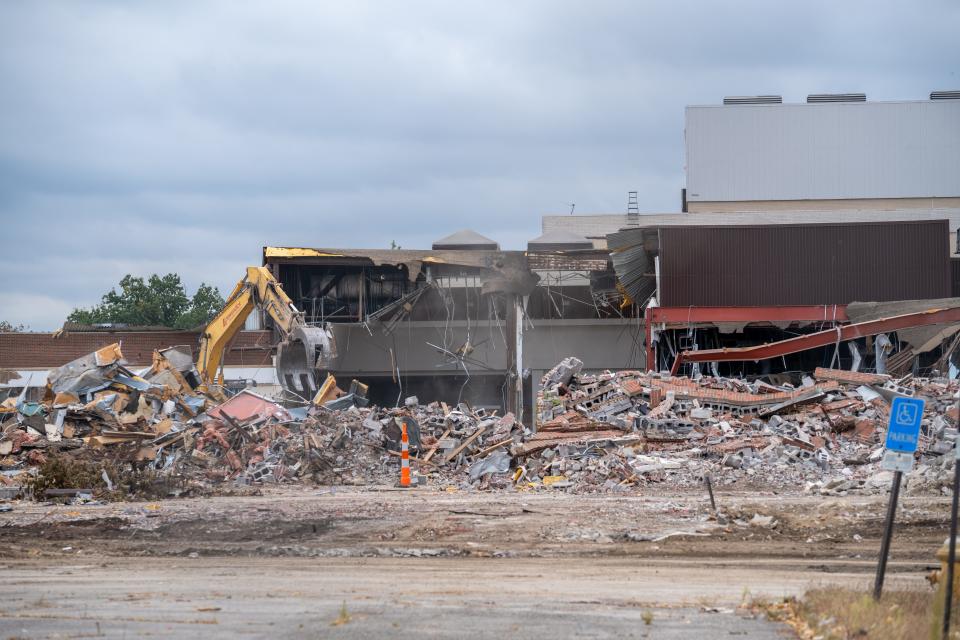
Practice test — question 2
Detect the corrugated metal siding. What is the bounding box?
[685,100,960,202]
[952,258,960,298]
[658,220,950,306]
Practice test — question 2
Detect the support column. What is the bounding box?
[505,294,524,424]
[644,306,654,372]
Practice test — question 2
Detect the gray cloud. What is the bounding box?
[1,0,957,329]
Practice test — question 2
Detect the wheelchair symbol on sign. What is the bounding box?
[895,403,918,427]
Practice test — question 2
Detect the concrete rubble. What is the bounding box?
[530,358,960,495]
[2,345,959,500]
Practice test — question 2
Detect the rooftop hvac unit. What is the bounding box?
[431,229,499,251]
[807,93,866,103]
[931,90,960,100]
[722,95,782,105]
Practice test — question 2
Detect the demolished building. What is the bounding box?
[608,220,958,377]
[4,219,959,423]
[260,230,644,423]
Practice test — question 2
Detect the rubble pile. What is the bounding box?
[0,343,531,497]
[2,345,959,499]
[528,357,960,494]
[1,344,227,496]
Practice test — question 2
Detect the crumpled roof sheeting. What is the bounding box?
[264,246,515,282]
[47,343,125,395]
[611,242,655,306]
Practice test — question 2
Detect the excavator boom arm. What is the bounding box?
[249,267,295,333]
[196,286,256,386]
[195,267,337,397]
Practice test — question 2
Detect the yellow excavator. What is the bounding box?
[195,266,337,399]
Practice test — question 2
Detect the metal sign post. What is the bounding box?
[874,396,926,600]
[873,469,903,600]
[943,420,960,639]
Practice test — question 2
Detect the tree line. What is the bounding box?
[67,273,226,330]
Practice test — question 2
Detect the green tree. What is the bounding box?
[68,274,225,329]
[174,283,227,329]
[0,320,26,332]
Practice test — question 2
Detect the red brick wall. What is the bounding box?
[0,330,275,369]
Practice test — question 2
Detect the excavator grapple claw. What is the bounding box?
[276,324,337,397]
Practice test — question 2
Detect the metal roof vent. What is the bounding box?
[527,229,594,252]
[722,95,782,105]
[807,93,866,103]
[931,90,960,100]
[431,229,499,251]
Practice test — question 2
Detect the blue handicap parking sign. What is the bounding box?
[884,396,926,453]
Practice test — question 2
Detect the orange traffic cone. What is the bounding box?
[399,420,411,488]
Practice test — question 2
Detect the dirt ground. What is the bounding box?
[0,485,950,638]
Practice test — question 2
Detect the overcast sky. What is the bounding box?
[1,1,957,329]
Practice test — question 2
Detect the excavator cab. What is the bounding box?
[276,324,337,398]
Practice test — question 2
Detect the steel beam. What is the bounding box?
[649,305,848,325]
[670,306,960,375]
[646,305,848,372]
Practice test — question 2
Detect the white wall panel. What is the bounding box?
[685,101,960,202]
